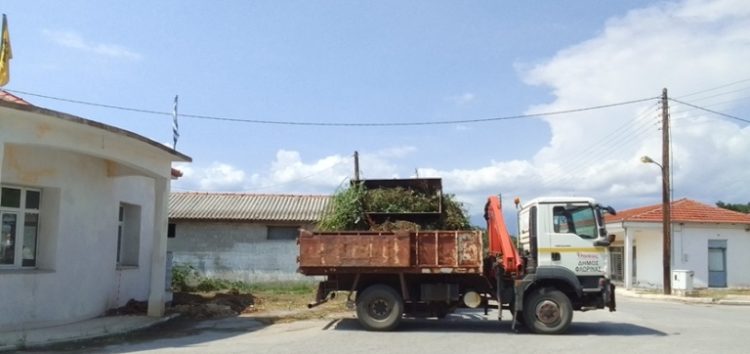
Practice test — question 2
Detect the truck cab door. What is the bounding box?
[545,204,608,280]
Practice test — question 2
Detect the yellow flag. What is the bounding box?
[0,14,12,87]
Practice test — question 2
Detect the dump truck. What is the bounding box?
[298,181,617,334]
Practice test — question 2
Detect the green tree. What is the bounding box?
[716,201,750,213]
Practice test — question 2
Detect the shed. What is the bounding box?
[168,192,331,282]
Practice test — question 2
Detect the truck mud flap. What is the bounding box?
[608,283,616,312]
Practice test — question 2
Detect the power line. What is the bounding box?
[7,89,171,116]
[670,94,750,117]
[668,98,750,123]
[541,109,657,186]
[181,98,659,126]
[540,103,661,187]
[543,119,660,188]
[677,78,750,98]
[681,85,750,103]
[679,96,750,112]
[6,88,657,127]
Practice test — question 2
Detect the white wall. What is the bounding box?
[613,222,750,289]
[0,145,157,330]
[633,229,664,288]
[168,221,315,282]
[674,224,750,288]
[111,176,156,307]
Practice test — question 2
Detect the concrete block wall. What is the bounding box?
[168,221,315,282]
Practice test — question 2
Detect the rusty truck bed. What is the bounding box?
[297,230,484,275]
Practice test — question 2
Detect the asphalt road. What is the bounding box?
[21,296,750,354]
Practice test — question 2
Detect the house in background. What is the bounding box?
[168,192,331,282]
[606,198,750,290]
[0,91,190,331]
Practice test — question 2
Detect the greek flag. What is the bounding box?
[0,14,12,87]
[172,95,179,149]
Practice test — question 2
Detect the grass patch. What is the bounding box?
[244,281,317,295]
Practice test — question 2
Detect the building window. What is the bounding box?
[267,226,299,241]
[1,186,41,268]
[552,205,597,239]
[168,223,176,238]
[117,203,141,267]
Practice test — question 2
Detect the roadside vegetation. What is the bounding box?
[169,264,346,322]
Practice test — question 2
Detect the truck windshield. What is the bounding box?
[552,206,597,239]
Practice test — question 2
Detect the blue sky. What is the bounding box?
[2,0,749,223]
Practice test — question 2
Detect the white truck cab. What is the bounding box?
[518,197,613,281]
[514,197,616,333]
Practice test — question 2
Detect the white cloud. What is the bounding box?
[42,29,143,61]
[250,150,352,192]
[447,92,477,105]
[172,146,417,194]
[421,0,750,211]
[173,162,246,191]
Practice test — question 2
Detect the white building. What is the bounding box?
[168,192,330,282]
[0,91,190,331]
[606,198,750,290]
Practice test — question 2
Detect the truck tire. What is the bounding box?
[356,284,404,331]
[522,288,573,334]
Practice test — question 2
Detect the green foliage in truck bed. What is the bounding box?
[316,182,368,231]
[317,182,471,231]
[438,193,472,230]
[365,187,440,213]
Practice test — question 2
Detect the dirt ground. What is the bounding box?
[105,287,348,323]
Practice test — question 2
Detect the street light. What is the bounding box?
[641,155,672,294]
[640,155,660,167]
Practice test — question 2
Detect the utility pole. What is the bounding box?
[353,151,360,182]
[661,88,672,295]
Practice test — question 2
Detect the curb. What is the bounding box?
[0,313,180,352]
[617,290,750,305]
[716,300,750,306]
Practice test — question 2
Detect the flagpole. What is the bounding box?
[172,95,179,149]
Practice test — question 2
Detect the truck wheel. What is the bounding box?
[522,288,572,334]
[356,285,404,331]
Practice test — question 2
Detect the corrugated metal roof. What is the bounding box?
[605,198,750,225]
[169,192,332,222]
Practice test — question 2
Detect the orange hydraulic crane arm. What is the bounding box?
[484,195,523,276]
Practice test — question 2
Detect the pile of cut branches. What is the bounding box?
[365,187,440,213]
[317,183,470,231]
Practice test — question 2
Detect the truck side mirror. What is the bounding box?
[594,234,616,247]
